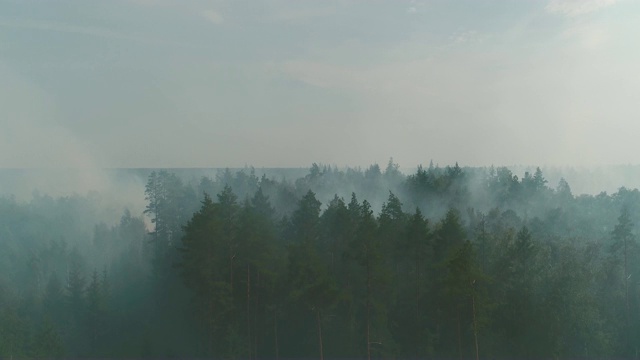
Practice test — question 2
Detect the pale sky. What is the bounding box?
[1,0,639,168]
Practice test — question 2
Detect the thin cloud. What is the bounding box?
[0,18,181,46]
[128,0,171,6]
[562,21,608,49]
[407,0,426,15]
[202,10,224,25]
[270,6,335,22]
[546,0,618,17]
[450,30,482,44]
[0,19,130,40]
[0,18,186,47]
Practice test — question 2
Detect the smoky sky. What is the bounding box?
[1,0,639,168]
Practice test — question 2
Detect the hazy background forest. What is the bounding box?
[1,162,640,358]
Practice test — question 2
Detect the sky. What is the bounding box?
[1,0,639,169]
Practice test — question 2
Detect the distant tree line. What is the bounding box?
[0,162,639,358]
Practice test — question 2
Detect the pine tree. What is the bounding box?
[218,185,240,289]
[32,317,65,359]
[611,207,637,355]
[66,247,86,354]
[0,305,28,359]
[432,208,468,357]
[347,200,392,359]
[86,269,106,355]
[43,272,65,324]
[394,207,431,358]
[178,193,233,356]
[443,241,487,360]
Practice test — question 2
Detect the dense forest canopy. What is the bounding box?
[1,162,640,359]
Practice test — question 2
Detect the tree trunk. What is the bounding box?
[230,252,235,290]
[254,271,260,360]
[316,308,324,360]
[625,236,631,355]
[274,309,279,360]
[415,253,420,360]
[471,292,479,360]
[247,264,251,360]
[481,223,486,273]
[366,250,372,360]
[625,236,629,322]
[209,298,214,355]
[457,309,462,360]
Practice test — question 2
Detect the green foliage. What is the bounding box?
[5,165,640,358]
[32,318,65,359]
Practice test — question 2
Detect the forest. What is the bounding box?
[0,161,639,359]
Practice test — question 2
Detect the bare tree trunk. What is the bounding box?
[316,308,324,360]
[254,271,260,360]
[208,240,214,356]
[472,293,479,360]
[247,264,251,360]
[624,236,632,356]
[416,254,420,360]
[209,299,214,355]
[480,219,486,273]
[625,237,630,323]
[230,252,235,290]
[457,309,462,360]
[274,309,279,360]
[366,253,372,360]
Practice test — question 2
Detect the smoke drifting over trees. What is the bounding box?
[1,163,640,358]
